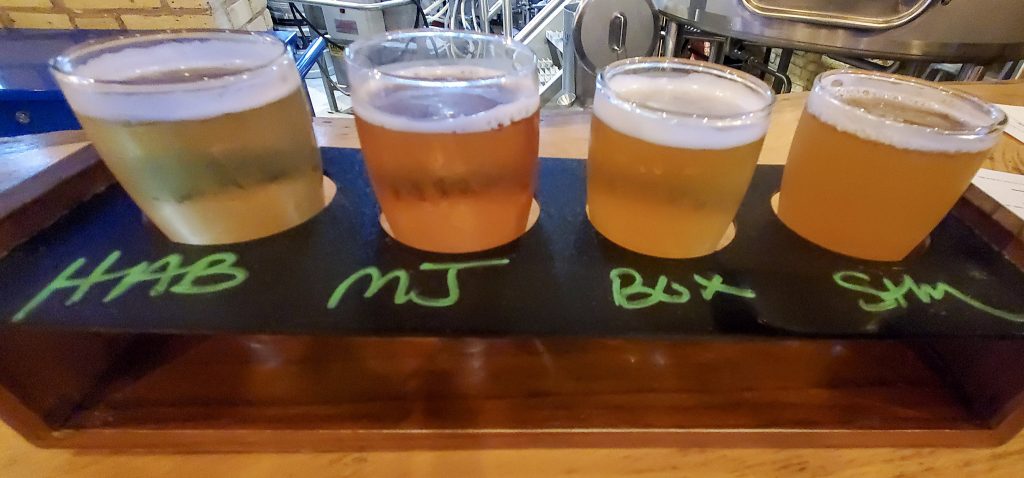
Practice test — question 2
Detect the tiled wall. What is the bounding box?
[0,0,273,30]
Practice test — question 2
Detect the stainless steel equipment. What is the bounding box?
[656,0,1024,63]
[569,0,658,104]
[574,0,659,73]
[320,0,418,42]
[268,0,422,113]
[282,0,540,113]
[514,0,577,104]
[518,0,659,107]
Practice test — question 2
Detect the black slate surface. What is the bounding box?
[1,147,1023,337]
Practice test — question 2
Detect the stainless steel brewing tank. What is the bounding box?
[655,0,1024,63]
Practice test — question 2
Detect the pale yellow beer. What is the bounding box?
[778,70,1007,261]
[587,58,774,258]
[52,32,324,245]
[346,31,540,253]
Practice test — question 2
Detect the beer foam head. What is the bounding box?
[52,33,299,123]
[806,71,1006,153]
[350,64,539,134]
[593,63,774,150]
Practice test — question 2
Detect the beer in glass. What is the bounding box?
[778,70,1007,261]
[346,30,540,253]
[587,58,774,258]
[51,32,324,245]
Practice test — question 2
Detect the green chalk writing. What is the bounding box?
[103,254,181,301]
[169,253,250,294]
[833,271,1024,323]
[693,273,758,301]
[610,268,690,309]
[13,250,248,322]
[327,258,510,309]
[610,267,755,309]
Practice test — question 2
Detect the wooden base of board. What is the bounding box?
[1,329,1023,450]
[2,147,1024,450]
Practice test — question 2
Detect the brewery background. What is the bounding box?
[3,0,1022,131]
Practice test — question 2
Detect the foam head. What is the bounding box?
[52,32,300,123]
[350,63,539,134]
[593,60,774,150]
[806,71,1006,153]
[345,31,539,134]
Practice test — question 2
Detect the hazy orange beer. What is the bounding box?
[587,58,774,258]
[778,70,1007,261]
[346,30,540,253]
[51,32,324,245]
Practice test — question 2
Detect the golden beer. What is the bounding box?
[52,32,324,245]
[587,59,774,258]
[778,70,1006,261]
[347,31,540,253]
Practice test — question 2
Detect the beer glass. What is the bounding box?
[51,31,324,245]
[587,58,774,258]
[778,70,1007,261]
[346,30,540,254]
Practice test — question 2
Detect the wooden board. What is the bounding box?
[0,330,1022,450]
[2,148,1024,338]
[0,146,1023,449]
[2,80,1024,470]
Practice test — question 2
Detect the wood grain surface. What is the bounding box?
[1,81,1024,477]
[309,81,1024,173]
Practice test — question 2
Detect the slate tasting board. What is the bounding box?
[1,147,1023,337]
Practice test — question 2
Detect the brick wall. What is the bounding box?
[769,50,829,92]
[0,0,273,30]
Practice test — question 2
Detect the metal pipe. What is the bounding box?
[902,61,930,77]
[466,0,478,30]
[428,4,448,22]
[826,54,901,73]
[707,38,728,64]
[296,36,327,79]
[489,0,501,20]
[776,49,793,75]
[956,63,987,81]
[1000,60,1023,80]
[751,60,791,93]
[761,47,772,77]
[514,0,567,42]
[730,46,791,93]
[663,20,679,57]
[461,0,472,29]
[316,56,341,112]
[502,0,513,38]
[423,0,445,14]
[289,0,413,12]
[478,0,488,31]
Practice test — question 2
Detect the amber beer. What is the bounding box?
[51,32,324,245]
[778,70,1007,261]
[587,58,774,258]
[347,31,540,253]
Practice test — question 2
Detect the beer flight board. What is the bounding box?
[1,147,1023,337]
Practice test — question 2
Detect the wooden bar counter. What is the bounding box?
[1,81,1024,477]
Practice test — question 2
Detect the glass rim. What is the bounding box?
[49,30,287,88]
[344,29,536,87]
[812,69,1008,138]
[596,57,776,123]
